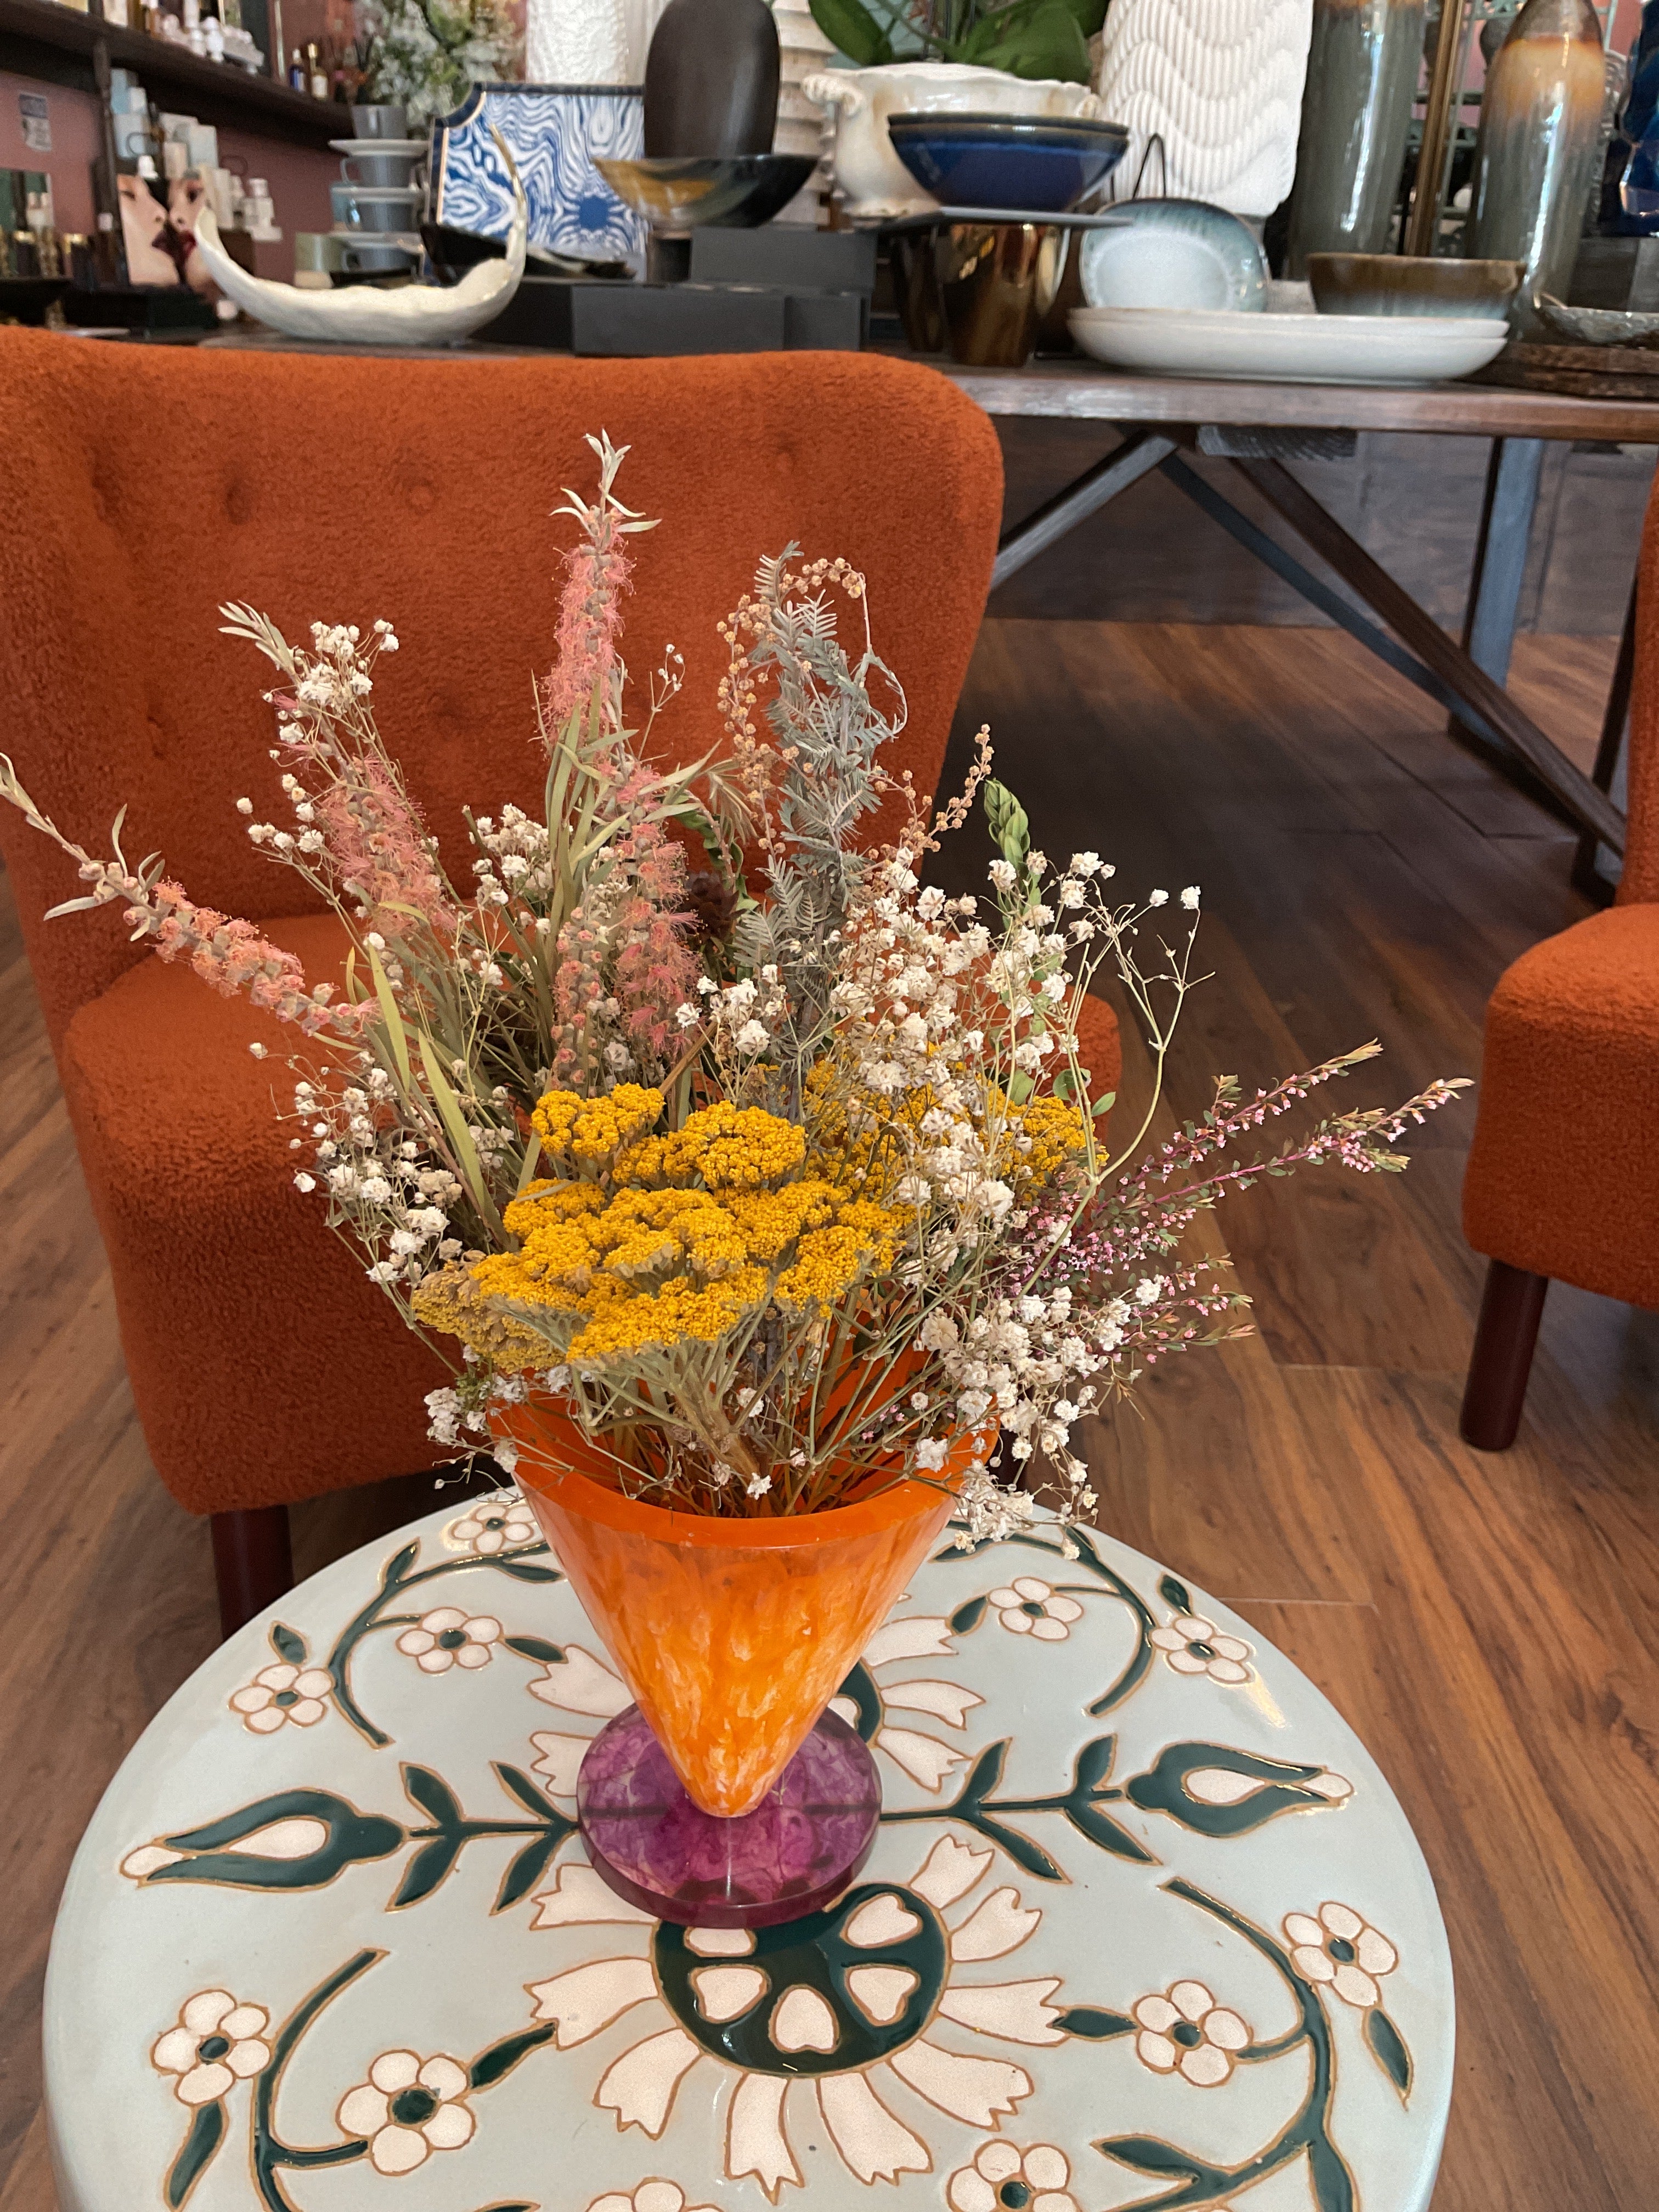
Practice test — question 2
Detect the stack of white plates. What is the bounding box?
[1068,306,1510,386]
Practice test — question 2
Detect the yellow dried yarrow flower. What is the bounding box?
[661,1100,808,1192]
[502,1179,606,1242]
[725,1180,840,1262]
[569,1266,771,1360]
[774,1206,899,1314]
[532,1084,663,1172]
[411,1265,551,1372]
[998,1092,1090,1198]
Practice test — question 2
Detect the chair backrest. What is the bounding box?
[1623,471,1659,904]
[0,333,1002,1046]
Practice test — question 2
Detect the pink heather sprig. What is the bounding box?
[541,431,659,742]
[137,882,378,1039]
[304,744,454,938]
[0,752,376,1043]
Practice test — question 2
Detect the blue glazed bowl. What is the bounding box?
[886,113,1131,215]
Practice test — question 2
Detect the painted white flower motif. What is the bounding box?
[396,1606,503,1674]
[1149,1612,1253,1686]
[985,1577,1084,1644]
[336,2050,476,2176]
[227,1663,333,1733]
[527,1835,1063,2200]
[151,1990,271,2106]
[1132,1980,1251,2086]
[829,1611,986,1791]
[585,2183,721,2212]
[947,2138,1079,2211]
[530,1618,985,1802]
[1285,1903,1399,2008]
[445,1490,540,1555]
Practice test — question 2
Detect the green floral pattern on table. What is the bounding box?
[46,1500,1453,2212]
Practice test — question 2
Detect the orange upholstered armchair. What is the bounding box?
[0,331,1120,1630]
[1459,488,1659,1450]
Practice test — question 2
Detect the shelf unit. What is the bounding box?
[0,0,341,145]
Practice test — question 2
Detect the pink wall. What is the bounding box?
[1,66,337,275]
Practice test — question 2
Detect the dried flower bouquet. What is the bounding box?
[1,435,1464,1548]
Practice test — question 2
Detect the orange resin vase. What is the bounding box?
[504,1397,988,1820]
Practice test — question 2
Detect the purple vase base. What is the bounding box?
[576,1705,882,1929]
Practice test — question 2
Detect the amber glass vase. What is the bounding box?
[504,1396,989,1821]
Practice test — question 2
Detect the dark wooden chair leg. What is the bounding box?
[1459,1260,1549,1452]
[212,1505,295,1640]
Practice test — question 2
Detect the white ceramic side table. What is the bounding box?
[46,1497,1453,2212]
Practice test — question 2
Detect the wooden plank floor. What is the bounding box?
[2,624,1655,2210]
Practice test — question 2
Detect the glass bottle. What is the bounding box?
[1468,0,1607,330]
[1286,0,1427,274]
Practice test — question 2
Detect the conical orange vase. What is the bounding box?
[503,1397,989,1820]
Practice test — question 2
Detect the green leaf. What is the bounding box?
[381,1541,420,1589]
[469,2023,559,2091]
[1309,2134,1359,2212]
[1059,0,1108,35]
[493,1558,563,1584]
[165,2100,225,2208]
[1072,1735,1117,1793]
[495,1762,566,1819]
[1092,1091,1116,1116]
[390,1832,462,1908]
[980,1,1092,82]
[366,941,411,1088]
[505,1634,566,1663]
[1365,2006,1414,2100]
[983,778,1030,868]
[809,0,892,64]
[418,1034,502,1236]
[495,1832,561,1912]
[961,1739,1009,1805]
[1158,1573,1192,1613]
[949,1593,989,1635]
[1065,1798,1156,1863]
[1097,2136,1229,2185]
[973,1813,1064,1881]
[269,1622,307,1666]
[402,1766,463,1829]
[1054,2004,1135,2039]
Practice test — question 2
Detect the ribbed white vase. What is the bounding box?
[526,0,633,83]
[771,0,833,223]
[1093,0,1314,217]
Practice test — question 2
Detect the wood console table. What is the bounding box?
[943,364,1657,873]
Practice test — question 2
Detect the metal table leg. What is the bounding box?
[1454,436,1546,752]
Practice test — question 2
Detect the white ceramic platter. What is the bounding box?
[1069,304,1510,384]
[329,137,428,157]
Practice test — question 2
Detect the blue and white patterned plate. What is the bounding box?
[431,82,648,266]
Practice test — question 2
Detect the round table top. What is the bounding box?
[47,1495,1453,2212]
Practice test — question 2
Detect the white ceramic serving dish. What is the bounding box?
[1078,198,1268,312]
[329,138,428,157]
[1068,304,1509,383]
[801,60,1103,221]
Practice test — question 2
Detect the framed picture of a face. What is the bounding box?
[117,170,183,289]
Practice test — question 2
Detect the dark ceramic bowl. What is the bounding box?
[886,114,1131,215]
[1307,253,1526,320]
[594,154,817,231]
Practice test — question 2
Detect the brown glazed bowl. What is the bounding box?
[1307,253,1526,320]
